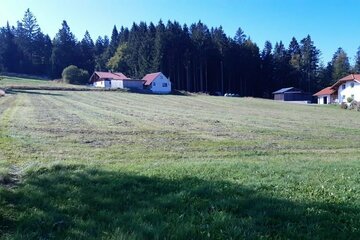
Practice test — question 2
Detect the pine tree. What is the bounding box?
[79,31,95,74]
[354,46,360,73]
[234,27,246,45]
[51,20,79,77]
[331,47,350,82]
[0,22,20,72]
[260,41,273,97]
[300,35,320,92]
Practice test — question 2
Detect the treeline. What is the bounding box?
[1,9,360,96]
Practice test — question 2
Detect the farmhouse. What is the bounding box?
[273,87,312,102]
[332,74,360,103]
[89,71,144,90]
[143,72,172,93]
[313,87,337,104]
[314,74,360,104]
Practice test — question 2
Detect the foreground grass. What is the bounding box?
[0,88,360,239]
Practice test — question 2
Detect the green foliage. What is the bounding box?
[51,21,78,78]
[340,102,348,109]
[332,48,350,81]
[61,65,89,84]
[106,43,129,72]
[347,96,354,103]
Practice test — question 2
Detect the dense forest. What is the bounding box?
[1,9,360,96]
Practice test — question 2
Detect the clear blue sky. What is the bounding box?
[1,0,359,64]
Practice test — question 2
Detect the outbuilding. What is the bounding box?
[142,72,172,94]
[313,87,337,104]
[89,71,144,90]
[272,87,312,102]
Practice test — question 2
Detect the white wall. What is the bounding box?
[110,80,123,89]
[93,81,104,87]
[338,81,360,103]
[317,95,330,104]
[149,73,171,93]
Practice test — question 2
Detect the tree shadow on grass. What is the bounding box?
[6,90,64,96]
[1,165,359,239]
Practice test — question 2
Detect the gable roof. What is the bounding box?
[331,74,360,89]
[95,71,128,80]
[272,87,302,94]
[313,87,336,96]
[142,72,162,86]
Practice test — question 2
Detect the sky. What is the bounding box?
[0,0,359,64]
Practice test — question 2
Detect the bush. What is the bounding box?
[349,100,358,110]
[347,96,354,103]
[340,102,348,109]
[62,65,89,85]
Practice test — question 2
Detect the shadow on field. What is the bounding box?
[1,165,358,239]
[6,89,64,96]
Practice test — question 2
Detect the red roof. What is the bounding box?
[313,87,336,96]
[142,72,161,86]
[331,74,360,88]
[95,71,128,80]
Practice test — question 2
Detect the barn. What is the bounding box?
[143,72,172,94]
[273,87,313,102]
[89,71,144,90]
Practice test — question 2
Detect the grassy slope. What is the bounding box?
[0,87,359,239]
[0,75,85,89]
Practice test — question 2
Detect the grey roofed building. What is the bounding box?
[272,87,312,102]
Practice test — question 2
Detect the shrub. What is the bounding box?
[347,96,354,103]
[62,65,89,85]
[349,100,358,110]
[340,102,348,109]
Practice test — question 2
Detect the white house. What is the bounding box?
[89,71,144,90]
[333,74,360,103]
[313,87,337,104]
[142,72,171,93]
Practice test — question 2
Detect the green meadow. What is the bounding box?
[0,76,359,239]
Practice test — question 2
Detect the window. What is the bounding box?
[351,82,355,88]
[342,95,346,100]
[153,82,156,86]
[342,84,346,90]
[162,83,168,87]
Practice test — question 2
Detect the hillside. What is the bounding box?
[0,85,360,239]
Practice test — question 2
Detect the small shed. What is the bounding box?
[313,87,337,104]
[142,72,172,94]
[89,71,144,90]
[273,87,312,102]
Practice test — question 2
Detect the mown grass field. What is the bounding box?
[0,78,360,239]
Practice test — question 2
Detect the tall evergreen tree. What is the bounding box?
[0,22,19,72]
[300,35,320,92]
[354,46,360,73]
[51,20,79,77]
[79,31,95,74]
[331,47,350,82]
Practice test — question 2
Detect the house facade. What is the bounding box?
[89,72,144,90]
[333,74,360,103]
[315,74,360,104]
[313,87,337,104]
[143,72,172,93]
